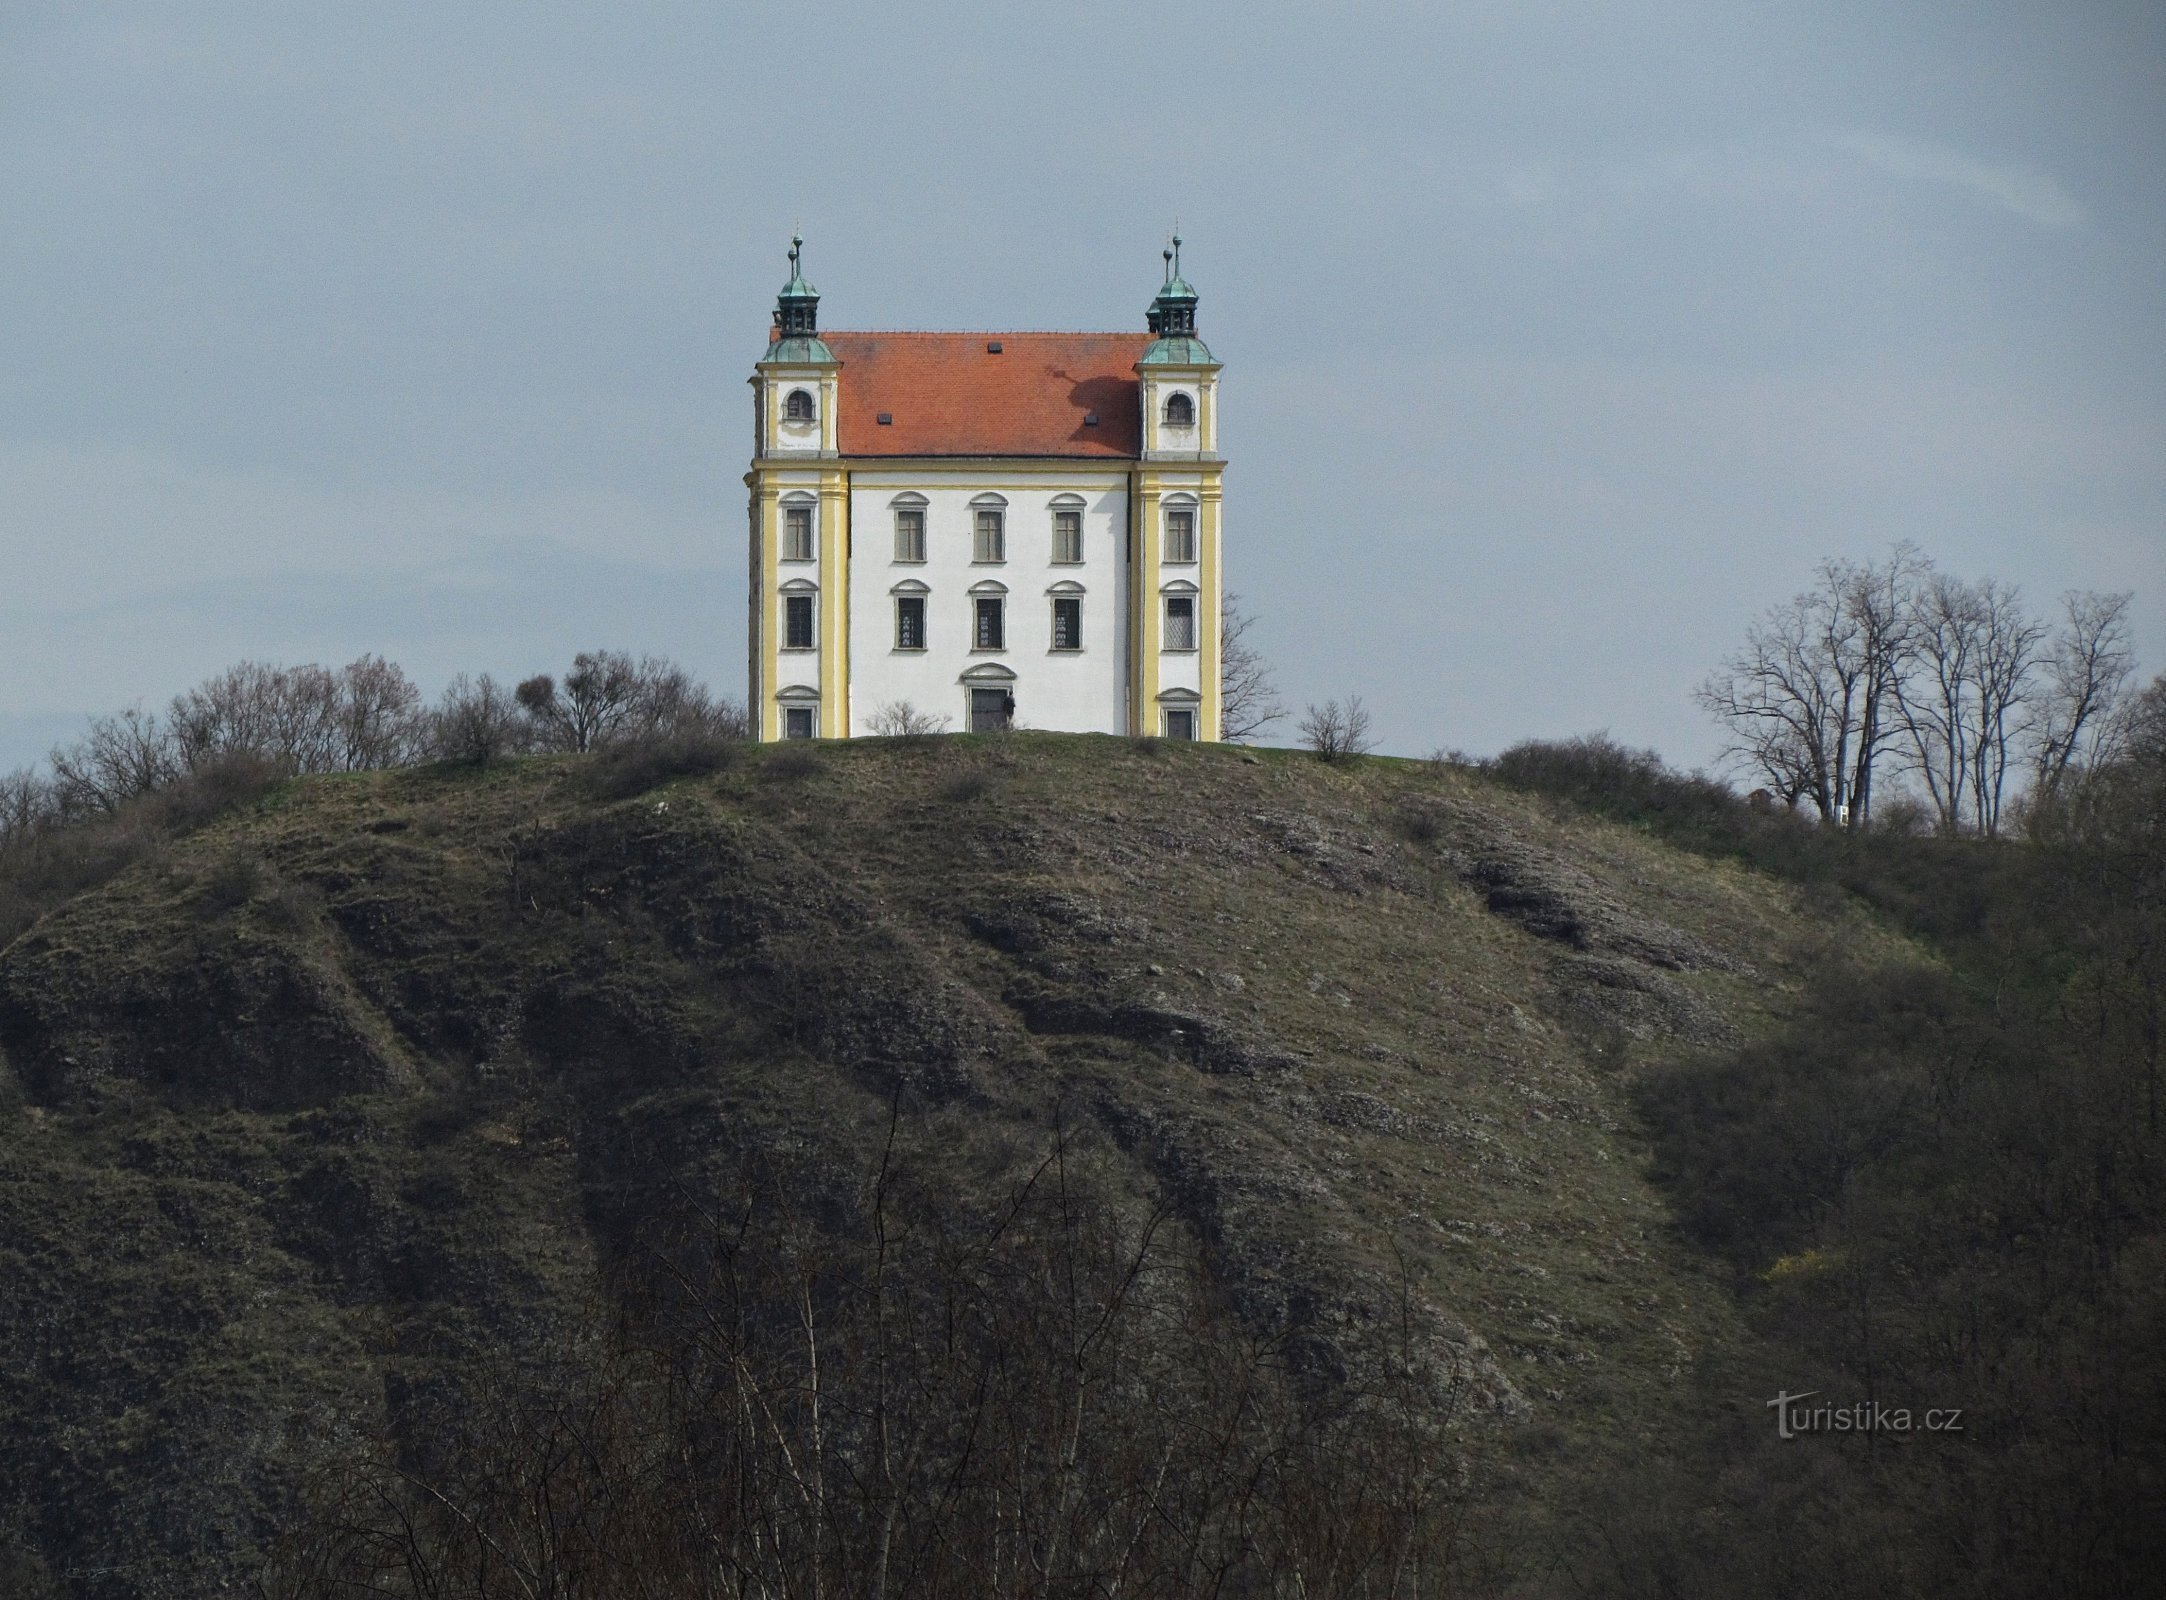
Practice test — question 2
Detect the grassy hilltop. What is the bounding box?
[0,732,2156,1597]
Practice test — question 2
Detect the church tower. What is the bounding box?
[746,237,1226,742]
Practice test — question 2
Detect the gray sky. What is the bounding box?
[3,0,2160,772]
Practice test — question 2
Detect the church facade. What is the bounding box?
[745,239,1224,741]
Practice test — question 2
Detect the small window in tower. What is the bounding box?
[1052,596,1082,651]
[784,594,816,650]
[895,595,926,651]
[784,389,815,422]
[974,596,1006,651]
[1164,508,1197,564]
[783,505,815,561]
[894,507,925,562]
[784,707,816,740]
[1163,707,1197,741]
[1164,595,1196,651]
[1163,392,1195,427]
[1052,508,1083,564]
[973,506,1006,563]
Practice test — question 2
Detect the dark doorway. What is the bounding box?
[969,688,1013,734]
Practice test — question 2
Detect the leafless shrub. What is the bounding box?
[764,745,823,782]
[426,674,532,765]
[1300,695,1374,762]
[866,700,952,739]
[587,730,743,800]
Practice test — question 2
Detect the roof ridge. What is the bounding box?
[822,329,1147,337]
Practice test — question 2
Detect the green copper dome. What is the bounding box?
[759,234,836,364]
[1141,234,1215,365]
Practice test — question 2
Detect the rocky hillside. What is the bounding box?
[0,735,1890,1595]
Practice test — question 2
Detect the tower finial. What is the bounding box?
[789,232,802,272]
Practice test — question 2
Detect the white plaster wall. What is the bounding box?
[847,471,1131,735]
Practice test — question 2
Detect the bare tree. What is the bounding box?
[1697,545,1925,827]
[427,674,531,765]
[168,661,346,775]
[866,701,951,738]
[333,655,423,770]
[1300,695,1374,762]
[47,705,180,816]
[2033,590,2136,794]
[518,652,741,751]
[1220,592,1286,742]
[517,650,644,752]
[0,767,55,853]
[1895,576,2048,836]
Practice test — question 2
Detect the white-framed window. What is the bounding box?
[782,498,816,562]
[1163,707,1197,740]
[1163,503,1197,564]
[784,706,816,739]
[783,592,816,650]
[1164,594,1196,651]
[974,596,1005,650]
[971,495,1007,563]
[892,495,927,563]
[1163,391,1195,427]
[783,389,815,422]
[895,595,926,650]
[1052,595,1082,651]
[1050,495,1085,564]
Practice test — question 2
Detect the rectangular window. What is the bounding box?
[784,707,816,740]
[1164,508,1196,564]
[1164,595,1196,650]
[1051,596,1082,651]
[1163,708,1197,741]
[895,595,926,650]
[894,508,925,562]
[974,596,1005,650]
[784,594,815,650]
[1053,509,1083,564]
[783,506,814,561]
[973,508,1005,563]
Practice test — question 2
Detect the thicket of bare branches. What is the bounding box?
[1300,696,1375,762]
[1699,546,2138,834]
[264,1127,1475,1600]
[1219,592,1286,742]
[866,700,953,739]
[514,650,739,754]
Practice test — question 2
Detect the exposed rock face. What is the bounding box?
[0,739,1815,1595]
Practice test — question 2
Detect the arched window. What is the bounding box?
[783,389,815,422]
[1163,391,1195,427]
[970,494,1008,563]
[1049,494,1086,564]
[1162,495,1198,564]
[780,494,816,561]
[891,493,927,562]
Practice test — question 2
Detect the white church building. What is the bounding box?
[745,239,1224,742]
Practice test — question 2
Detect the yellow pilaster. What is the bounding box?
[817,468,849,737]
[754,475,782,741]
[1131,473,1162,733]
[1199,471,1223,740]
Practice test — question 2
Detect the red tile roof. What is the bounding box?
[818,332,1153,458]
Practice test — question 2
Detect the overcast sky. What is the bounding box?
[2,1,2160,771]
